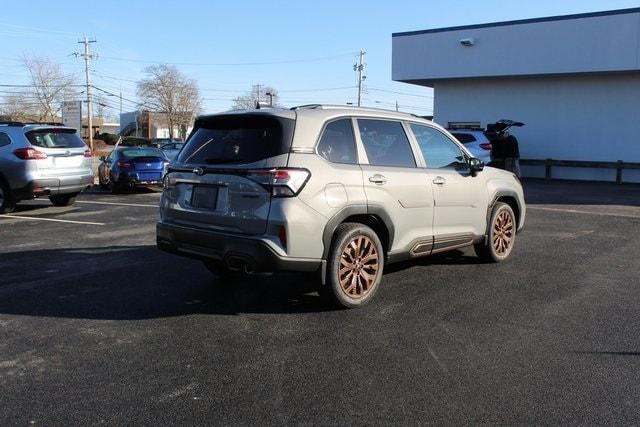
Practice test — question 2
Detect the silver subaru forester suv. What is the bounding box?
[157,106,525,308]
[0,122,94,213]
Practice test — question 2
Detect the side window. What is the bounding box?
[317,119,357,164]
[410,124,468,170]
[0,132,11,148]
[451,132,476,144]
[357,119,416,168]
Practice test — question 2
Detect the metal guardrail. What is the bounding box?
[520,159,640,184]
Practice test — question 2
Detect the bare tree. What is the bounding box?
[0,93,38,122]
[22,55,77,122]
[137,65,202,140]
[231,85,279,110]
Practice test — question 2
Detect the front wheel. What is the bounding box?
[322,223,384,308]
[49,193,78,207]
[475,202,516,262]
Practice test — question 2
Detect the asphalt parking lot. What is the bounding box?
[1,179,640,425]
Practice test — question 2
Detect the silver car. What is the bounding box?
[0,122,93,213]
[157,106,525,308]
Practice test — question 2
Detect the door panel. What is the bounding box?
[361,165,434,252]
[408,123,487,238]
[355,118,434,253]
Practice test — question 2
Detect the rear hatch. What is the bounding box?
[163,113,295,235]
[25,128,90,177]
[119,148,167,182]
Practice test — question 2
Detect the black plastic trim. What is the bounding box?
[157,222,321,273]
[320,204,396,260]
[488,190,524,234]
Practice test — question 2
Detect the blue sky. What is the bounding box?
[1,0,638,116]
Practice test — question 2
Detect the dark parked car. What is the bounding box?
[98,147,168,193]
[160,142,185,161]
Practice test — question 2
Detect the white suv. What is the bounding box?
[157,106,525,308]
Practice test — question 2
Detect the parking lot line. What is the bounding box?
[1,215,105,226]
[76,200,159,208]
[528,205,640,219]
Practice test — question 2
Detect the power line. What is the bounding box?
[367,87,434,99]
[99,52,358,67]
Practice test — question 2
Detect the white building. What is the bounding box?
[392,8,640,182]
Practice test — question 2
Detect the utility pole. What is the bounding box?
[119,92,122,116]
[354,50,366,107]
[255,83,261,107]
[395,100,399,112]
[75,37,97,151]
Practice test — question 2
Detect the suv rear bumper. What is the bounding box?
[156,222,322,274]
[13,175,94,201]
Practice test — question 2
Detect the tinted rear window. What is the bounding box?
[121,148,166,158]
[177,115,294,165]
[26,129,86,149]
[451,133,477,144]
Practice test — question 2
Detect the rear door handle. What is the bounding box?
[368,174,387,185]
[432,176,446,185]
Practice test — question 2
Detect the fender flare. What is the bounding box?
[486,190,522,234]
[321,204,395,259]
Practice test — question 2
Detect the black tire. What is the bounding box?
[98,171,109,189]
[109,175,121,194]
[0,180,16,214]
[474,202,516,262]
[49,194,78,207]
[322,222,384,308]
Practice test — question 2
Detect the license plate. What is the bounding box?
[54,156,82,167]
[191,185,219,210]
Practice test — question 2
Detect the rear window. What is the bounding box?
[177,115,294,165]
[451,133,477,144]
[121,148,166,158]
[26,129,86,149]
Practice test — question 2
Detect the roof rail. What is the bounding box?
[290,104,425,118]
[0,121,66,127]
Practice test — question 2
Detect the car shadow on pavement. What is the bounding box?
[0,245,338,319]
[0,245,483,320]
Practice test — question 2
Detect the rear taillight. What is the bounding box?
[246,168,311,197]
[84,149,92,158]
[13,147,47,160]
[479,143,492,150]
[117,161,132,168]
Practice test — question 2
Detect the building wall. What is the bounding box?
[392,9,640,84]
[434,74,640,182]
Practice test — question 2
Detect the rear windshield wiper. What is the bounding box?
[203,157,244,164]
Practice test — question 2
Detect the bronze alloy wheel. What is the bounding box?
[339,235,380,299]
[492,208,514,255]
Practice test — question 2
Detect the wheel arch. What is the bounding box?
[487,190,522,232]
[322,205,395,259]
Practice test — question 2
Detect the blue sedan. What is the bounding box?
[98,147,169,193]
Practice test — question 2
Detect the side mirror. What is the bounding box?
[99,156,106,161]
[468,158,484,175]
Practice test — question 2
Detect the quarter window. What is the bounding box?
[357,119,416,168]
[410,124,468,170]
[317,119,357,164]
[0,133,10,148]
